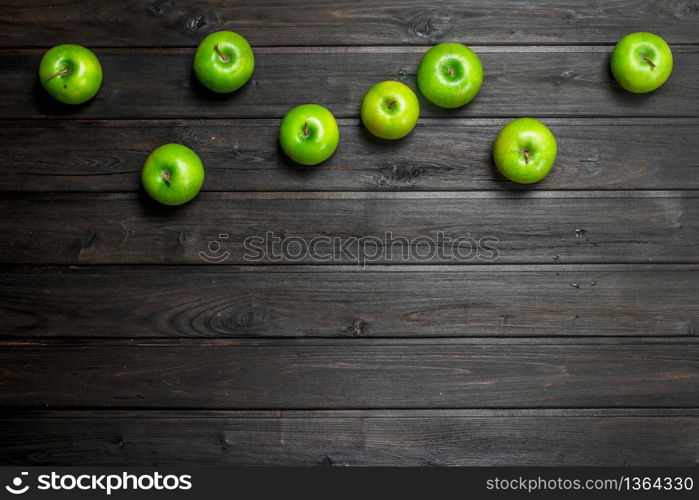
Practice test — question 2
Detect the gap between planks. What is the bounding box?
[2,45,699,55]
[4,408,699,418]
[4,263,699,272]
[2,337,698,348]
[2,117,699,127]
[3,190,698,199]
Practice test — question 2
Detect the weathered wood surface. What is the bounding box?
[2,409,698,466]
[1,0,698,467]
[1,265,697,338]
[0,339,697,408]
[2,0,698,47]
[1,192,695,264]
[3,48,699,119]
[2,119,699,192]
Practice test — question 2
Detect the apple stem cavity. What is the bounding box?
[214,44,230,62]
[386,99,396,109]
[45,67,70,81]
[642,56,656,69]
[161,170,173,187]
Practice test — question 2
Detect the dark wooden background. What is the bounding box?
[1,0,698,466]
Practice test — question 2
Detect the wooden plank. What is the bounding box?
[0,339,697,408]
[1,192,696,265]
[1,1,698,47]
[2,409,698,466]
[3,48,699,119]
[3,118,699,192]
[2,265,697,338]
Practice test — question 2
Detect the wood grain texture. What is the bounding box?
[1,192,695,265]
[3,119,699,192]
[2,0,698,47]
[2,0,699,468]
[0,339,697,408]
[3,48,699,119]
[2,409,698,466]
[2,265,697,338]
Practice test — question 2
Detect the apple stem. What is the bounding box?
[214,44,230,62]
[161,170,172,186]
[642,56,656,69]
[446,66,455,76]
[303,122,310,137]
[523,150,530,164]
[45,67,70,81]
[386,99,396,109]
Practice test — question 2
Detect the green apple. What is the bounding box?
[361,81,419,140]
[193,31,255,93]
[279,104,340,165]
[39,44,102,104]
[493,118,557,184]
[417,42,483,108]
[142,144,205,206]
[611,32,672,93]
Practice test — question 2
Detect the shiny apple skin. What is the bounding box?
[279,104,340,165]
[417,42,483,108]
[141,144,205,206]
[611,32,672,93]
[361,81,419,140]
[193,31,255,93]
[39,44,102,105]
[493,118,557,184]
